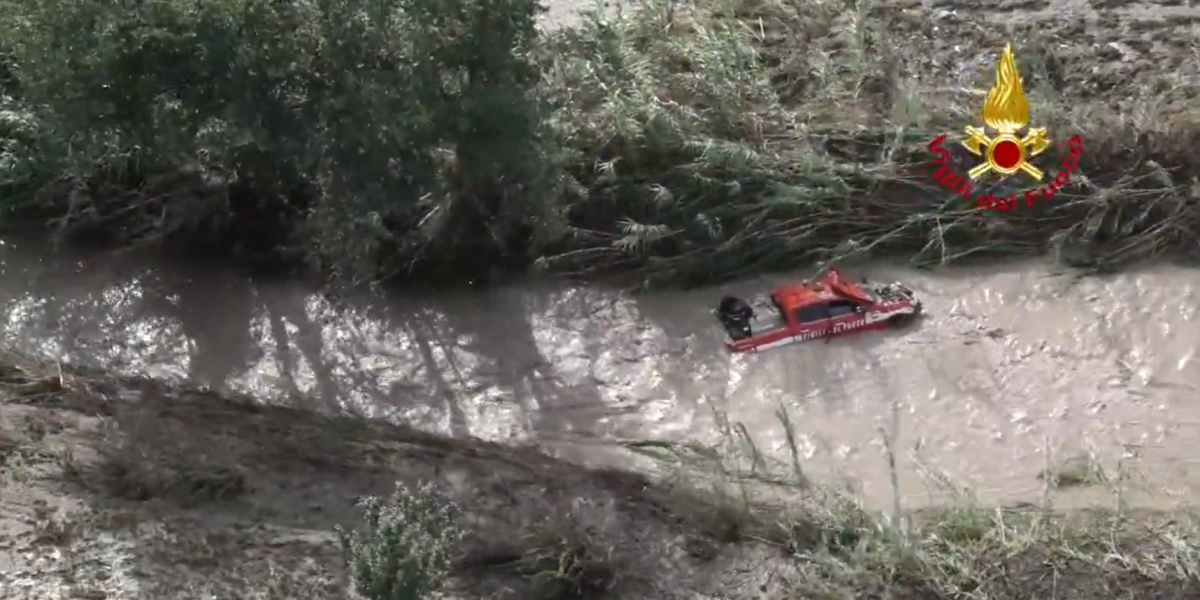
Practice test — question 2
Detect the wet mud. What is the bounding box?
[3,237,1199,509]
[0,0,1197,517]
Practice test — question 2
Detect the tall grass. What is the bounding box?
[639,402,1200,600]
[1,0,1199,286]
[539,0,1200,285]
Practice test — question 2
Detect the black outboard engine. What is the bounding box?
[717,296,754,340]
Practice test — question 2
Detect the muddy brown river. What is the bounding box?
[2,237,1198,510]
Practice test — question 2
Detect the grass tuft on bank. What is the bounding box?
[0,0,1198,286]
[2,347,1200,599]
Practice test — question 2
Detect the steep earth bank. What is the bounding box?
[6,238,1200,512]
[2,349,1199,600]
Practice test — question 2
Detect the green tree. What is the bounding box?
[0,0,559,280]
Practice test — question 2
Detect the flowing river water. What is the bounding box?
[3,237,1199,510]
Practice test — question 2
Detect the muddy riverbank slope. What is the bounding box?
[2,0,1200,597]
[2,350,1199,600]
[6,239,1200,513]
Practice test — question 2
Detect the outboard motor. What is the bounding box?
[873,283,906,302]
[717,296,754,340]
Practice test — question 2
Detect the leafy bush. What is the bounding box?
[0,0,556,280]
[338,481,464,600]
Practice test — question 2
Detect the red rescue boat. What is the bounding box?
[715,269,922,353]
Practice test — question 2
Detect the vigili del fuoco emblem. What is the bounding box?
[962,43,1050,181]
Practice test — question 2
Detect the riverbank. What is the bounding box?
[2,348,1198,599]
[2,0,1199,287]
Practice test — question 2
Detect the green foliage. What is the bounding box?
[0,0,556,280]
[338,481,464,600]
[541,0,863,285]
[539,0,1200,284]
[301,0,563,280]
[1,0,1198,285]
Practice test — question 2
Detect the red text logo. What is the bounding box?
[927,134,1082,211]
